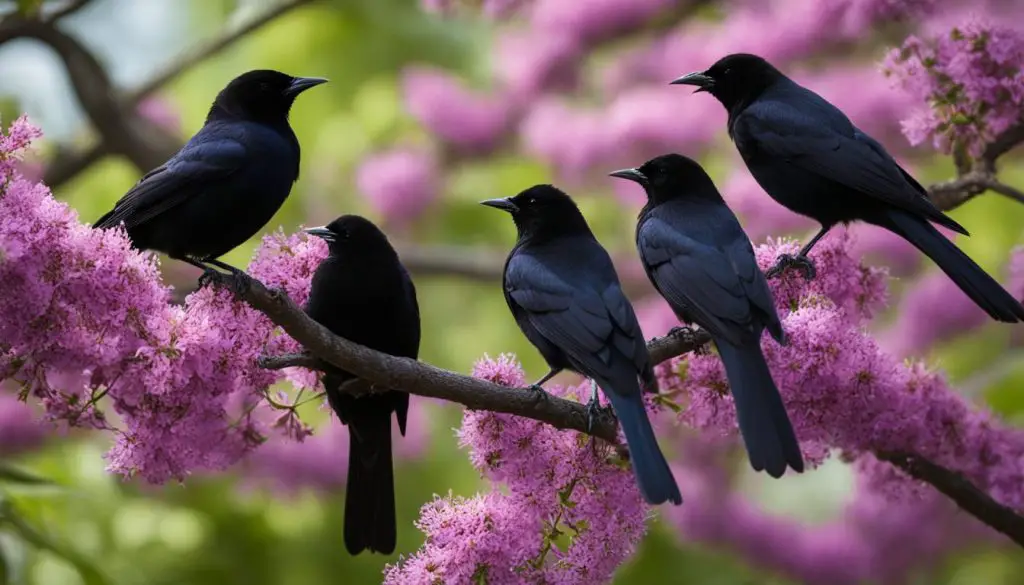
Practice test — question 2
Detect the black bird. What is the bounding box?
[95,69,327,279]
[611,153,804,478]
[482,185,682,505]
[671,53,1024,323]
[304,215,421,555]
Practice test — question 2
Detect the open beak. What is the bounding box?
[608,168,648,185]
[480,197,519,213]
[303,226,335,242]
[285,76,328,97]
[669,71,714,93]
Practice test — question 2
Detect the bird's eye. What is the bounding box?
[260,82,271,92]
[528,197,537,205]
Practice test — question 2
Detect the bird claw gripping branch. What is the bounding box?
[766,253,817,281]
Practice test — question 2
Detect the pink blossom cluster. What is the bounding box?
[384,355,648,584]
[403,0,928,227]
[658,232,1024,512]
[355,146,441,227]
[0,394,48,457]
[880,270,988,356]
[883,19,1024,156]
[0,117,336,483]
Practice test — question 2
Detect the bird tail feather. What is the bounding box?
[716,340,803,477]
[343,408,397,555]
[604,389,682,505]
[879,210,1024,323]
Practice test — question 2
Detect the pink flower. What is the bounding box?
[388,354,648,583]
[880,270,988,356]
[0,394,48,457]
[355,148,439,226]
[402,67,510,152]
[883,19,1024,156]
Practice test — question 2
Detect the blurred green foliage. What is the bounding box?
[3,1,1024,584]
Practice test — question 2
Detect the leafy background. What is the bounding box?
[1,0,1023,583]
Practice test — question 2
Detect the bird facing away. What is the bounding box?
[671,53,1024,323]
[94,69,327,278]
[611,153,804,478]
[481,184,682,506]
[304,215,421,555]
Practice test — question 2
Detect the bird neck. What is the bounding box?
[205,102,292,134]
[514,210,594,246]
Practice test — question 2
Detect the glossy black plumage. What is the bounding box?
[611,154,804,478]
[672,53,1024,323]
[482,185,682,505]
[304,215,421,555]
[95,70,326,272]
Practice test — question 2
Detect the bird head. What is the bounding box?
[480,184,590,240]
[304,215,394,256]
[211,70,327,125]
[670,53,782,111]
[610,153,719,205]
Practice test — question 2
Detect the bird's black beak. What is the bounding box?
[480,197,519,213]
[304,226,335,242]
[285,76,328,97]
[608,168,648,185]
[670,71,714,93]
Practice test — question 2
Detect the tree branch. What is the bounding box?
[206,271,1024,547]
[982,123,1024,163]
[928,122,1024,211]
[124,0,316,106]
[879,452,1024,548]
[10,0,316,190]
[929,172,1024,211]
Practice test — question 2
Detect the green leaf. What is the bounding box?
[0,463,57,487]
[0,531,28,585]
[0,501,110,585]
[15,0,43,17]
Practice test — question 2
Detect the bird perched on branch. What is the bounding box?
[672,53,1024,323]
[612,153,804,478]
[304,215,421,555]
[482,184,682,506]
[94,69,326,283]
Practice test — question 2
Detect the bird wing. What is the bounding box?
[638,216,780,345]
[95,136,248,230]
[505,253,649,393]
[734,100,958,227]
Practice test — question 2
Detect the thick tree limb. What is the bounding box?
[206,272,1024,547]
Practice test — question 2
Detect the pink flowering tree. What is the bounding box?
[3,0,1024,583]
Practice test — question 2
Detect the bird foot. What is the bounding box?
[196,265,252,295]
[766,253,816,280]
[668,326,709,354]
[197,267,224,289]
[668,326,697,344]
[526,384,548,402]
[585,397,610,434]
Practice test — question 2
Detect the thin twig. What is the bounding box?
[125,0,316,106]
